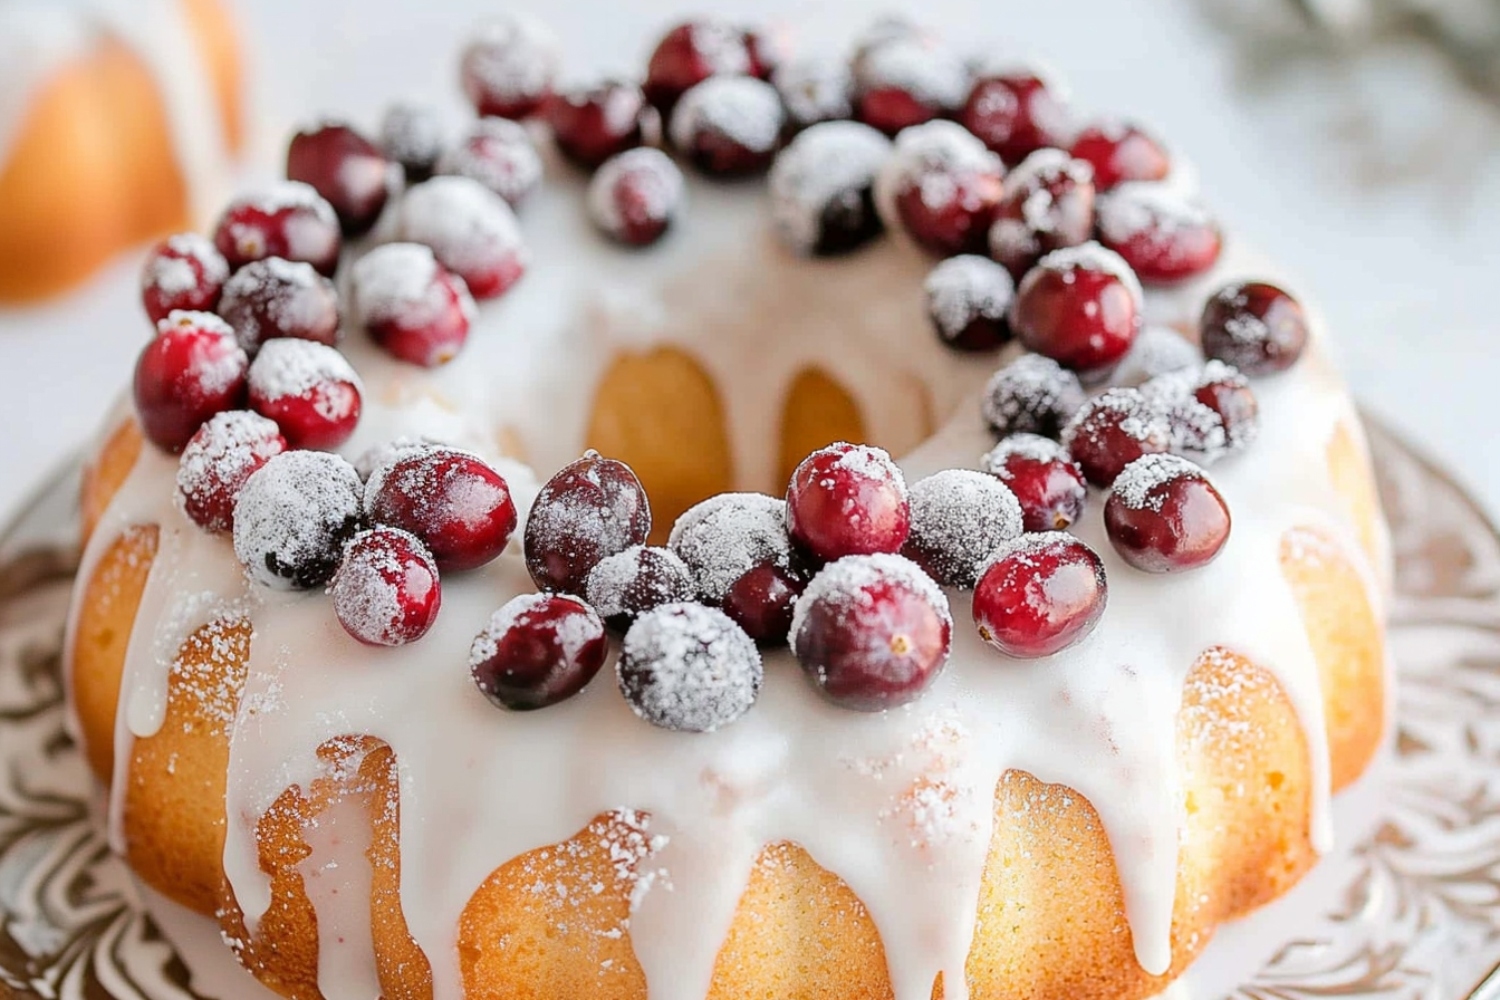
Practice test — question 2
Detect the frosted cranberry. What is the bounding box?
[436,118,542,207]
[133,312,249,452]
[1110,324,1202,387]
[774,57,854,131]
[981,434,1088,532]
[722,563,804,644]
[247,339,362,451]
[786,443,910,564]
[213,183,341,276]
[365,446,517,572]
[924,255,1014,352]
[1142,361,1259,462]
[470,593,608,710]
[960,71,1071,164]
[331,527,442,646]
[744,28,782,79]
[524,451,652,595]
[547,80,648,169]
[981,354,1086,439]
[1193,363,1259,450]
[852,37,969,136]
[902,469,1023,588]
[879,121,1004,256]
[586,545,694,632]
[670,76,784,176]
[459,14,560,119]
[218,258,340,354]
[791,553,951,711]
[1200,281,1308,376]
[644,20,753,113]
[175,410,287,533]
[351,243,474,368]
[1105,454,1231,572]
[768,121,889,256]
[396,177,528,299]
[232,450,363,591]
[1063,387,1172,487]
[619,603,763,731]
[973,533,1106,658]
[286,123,390,236]
[379,103,445,182]
[1096,184,1222,285]
[987,148,1096,278]
[1011,243,1143,373]
[140,234,229,324]
[1069,121,1170,191]
[588,148,685,247]
[668,493,802,643]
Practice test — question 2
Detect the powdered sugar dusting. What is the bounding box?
[218,257,338,353]
[669,76,785,156]
[1097,181,1216,243]
[773,55,854,128]
[876,120,1002,227]
[352,243,474,333]
[329,527,437,646]
[175,411,286,530]
[144,233,227,295]
[585,545,693,623]
[980,353,1086,438]
[790,552,952,652]
[668,493,791,602]
[436,118,544,206]
[905,470,1023,587]
[379,103,446,173]
[469,592,602,671]
[232,450,363,590]
[618,603,762,733]
[395,176,529,284]
[980,431,1070,472]
[924,255,1014,341]
[831,442,905,488]
[248,338,361,403]
[1111,325,1202,387]
[587,148,685,239]
[768,121,891,254]
[1062,387,1171,454]
[1111,453,1207,512]
[852,36,969,111]
[1034,240,1144,310]
[460,14,560,107]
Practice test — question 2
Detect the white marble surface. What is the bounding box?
[0,0,1494,524]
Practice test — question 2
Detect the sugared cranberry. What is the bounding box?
[1069,121,1171,192]
[470,593,609,710]
[791,553,952,711]
[1010,243,1143,373]
[1105,454,1232,572]
[960,70,1071,164]
[619,603,763,731]
[1062,387,1172,487]
[140,234,229,324]
[768,121,889,256]
[351,243,475,367]
[436,118,542,207]
[365,446,516,572]
[585,545,695,632]
[980,354,1087,439]
[1096,183,1222,285]
[133,311,249,452]
[981,434,1088,532]
[379,103,445,182]
[396,176,528,299]
[1141,361,1259,463]
[902,469,1023,587]
[212,183,342,276]
[459,14,560,119]
[643,20,753,113]
[877,121,1004,256]
[587,148,685,247]
[286,123,391,236]
[670,76,785,176]
[175,410,287,533]
[988,148,1096,278]
[786,442,910,564]
[973,533,1106,658]
[218,258,341,354]
[669,493,803,643]
[924,254,1014,352]
[331,527,442,646]
[1200,281,1309,376]
[1192,362,1259,451]
[247,339,362,451]
[1110,324,1202,387]
[547,80,649,169]
[773,56,853,131]
[852,36,969,136]
[232,450,363,590]
[744,27,783,79]
[524,451,652,595]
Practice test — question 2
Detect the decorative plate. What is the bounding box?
[0,421,1497,1000]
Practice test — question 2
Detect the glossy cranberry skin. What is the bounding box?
[175,411,287,533]
[366,447,517,572]
[894,168,1003,258]
[987,151,1096,278]
[331,528,442,646]
[547,80,648,169]
[1069,122,1170,191]
[1105,459,1232,572]
[644,20,752,113]
[524,452,652,595]
[212,184,342,276]
[1064,388,1173,487]
[1200,282,1309,376]
[973,534,1106,658]
[246,340,362,451]
[1011,251,1141,373]
[786,443,910,564]
[982,435,1088,533]
[960,72,1070,164]
[286,123,391,237]
[133,312,249,452]
[140,235,229,324]
[218,258,341,354]
[470,594,609,710]
[722,562,804,644]
[1097,186,1222,285]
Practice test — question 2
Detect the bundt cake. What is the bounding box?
[64,14,1390,1000]
[0,0,242,303]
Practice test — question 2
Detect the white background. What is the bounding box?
[0,0,1495,523]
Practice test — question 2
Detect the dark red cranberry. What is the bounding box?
[1010,243,1143,373]
[902,469,1023,588]
[1069,121,1171,191]
[459,14,559,119]
[365,446,517,572]
[924,254,1014,351]
[852,36,969,135]
[768,121,889,256]
[644,20,753,113]
[722,563,804,644]
[140,234,229,324]
[1192,362,1259,451]
[246,339,362,451]
[786,442,911,564]
[987,148,1096,278]
[585,545,694,631]
[133,311,249,452]
[1200,281,1309,376]
[212,183,342,276]
[286,123,391,236]
[436,118,542,207]
[773,56,853,131]
[1096,184,1222,285]
[331,527,442,646]
[351,243,474,367]
[1141,361,1259,462]
[973,533,1106,658]
[1063,387,1172,487]
[524,451,652,595]
[980,354,1087,439]
[960,70,1071,164]
[379,103,445,182]
[232,450,363,590]
[175,410,287,533]
[396,176,528,299]
[619,603,763,731]
[669,76,784,176]
[1105,454,1232,572]
[668,493,802,643]
[791,553,952,711]
[587,148,685,247]
[981,434,1088,532]
[547,79,648,169]
[218,258,340,354]
[881,121,1004,256]
[469,593,609,710]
